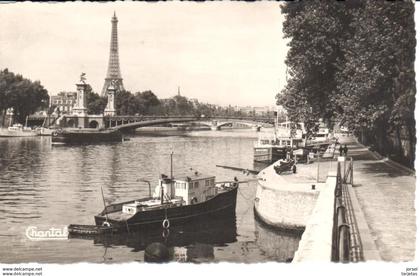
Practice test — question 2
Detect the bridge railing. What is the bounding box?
[104,115,274,121]
[29,114,274,121]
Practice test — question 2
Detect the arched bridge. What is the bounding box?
[110,117,197,132]
[198,119,273,130]
[106,115,274,132]
[28,114,275,131]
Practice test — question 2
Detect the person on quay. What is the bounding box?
[343,144,348,156]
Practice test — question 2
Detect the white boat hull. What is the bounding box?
[0,128,38,137]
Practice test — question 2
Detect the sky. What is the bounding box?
[0,2,288,107]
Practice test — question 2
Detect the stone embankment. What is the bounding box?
[254,152,339,260]
[254,147,336,231]
[254,135,416,262]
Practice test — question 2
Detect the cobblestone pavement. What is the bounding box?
[337,135,416,262]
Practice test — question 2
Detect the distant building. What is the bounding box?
[49,91,77,114]
[234,105,277,116]
[253,106,273,116]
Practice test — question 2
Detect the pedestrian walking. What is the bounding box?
[339,144,344,156]
[343,144,348,156]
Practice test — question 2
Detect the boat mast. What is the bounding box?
[274,106,279,140]
[25,116,28,128]
[170,151,173,179]
[100,186,109,222]
[42,115,47,128]
[161,151,174,205]
[160,179,163,205]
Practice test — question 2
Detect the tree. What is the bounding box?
[0,68,49,124]
[278,0,416,166]
[335,0,415,164]
[134,90,161,114]
[277,1,356,136]
[115,90,138,115]
[85,85,107,114]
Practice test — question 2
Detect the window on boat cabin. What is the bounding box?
[194,181,199,188]
[261,139,269,145]
[210,179,215,185]
[175,182,186,189]
[188,182,193,189]
[205,179,210,186]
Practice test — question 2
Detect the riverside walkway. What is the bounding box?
[337,135,416,262]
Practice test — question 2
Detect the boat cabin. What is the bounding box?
[7,123,32,132]
[8,124,23,131]
[120,172,219,215]
[255,132,303,148]
[153,172,216,205]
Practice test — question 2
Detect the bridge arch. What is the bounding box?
[217,122,235,128]
[89,120,99,129]
[67,119,75,128]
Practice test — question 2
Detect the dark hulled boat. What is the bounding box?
[254,146,288,163]
[92,173,238,232]
[51,128,122,145]
[68,154,239,235]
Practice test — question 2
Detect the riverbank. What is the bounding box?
[338,136,416,261]
[255,135,415,262]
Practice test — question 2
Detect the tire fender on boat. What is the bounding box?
[162,218,170,229]
[191,197,198,204]
[102,221,111,228]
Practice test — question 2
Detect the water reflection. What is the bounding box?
[0,130,301,263]
[71,216,237,263]
[0,138,48,223]
[254,216,302,262]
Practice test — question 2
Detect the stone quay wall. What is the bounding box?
[254,158,339,261]
[254,185,318,231]
[292,171,337,262]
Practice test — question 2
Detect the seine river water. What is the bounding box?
[0,129,301,263]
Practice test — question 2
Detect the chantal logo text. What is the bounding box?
[26,226,68,241]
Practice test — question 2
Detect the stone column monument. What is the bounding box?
[104,81,117,116]
[72,73,88,116]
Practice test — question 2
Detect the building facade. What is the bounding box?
[234,105,277,116]
[49,91,77,114]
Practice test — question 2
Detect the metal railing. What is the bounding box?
[332,157,362,262]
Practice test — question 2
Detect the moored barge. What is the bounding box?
[68,156,239,235]
[51,128,122,145]
[92,173,238,232]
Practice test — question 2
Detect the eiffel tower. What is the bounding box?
[101,12,125,97]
